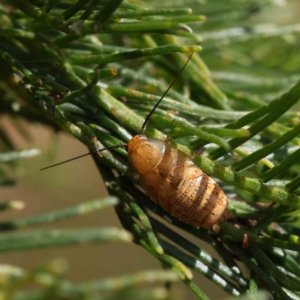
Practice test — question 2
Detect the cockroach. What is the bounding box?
[42,53,231,229]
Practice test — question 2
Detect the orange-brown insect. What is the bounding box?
[128,135,230,228]
[42,53,231,229]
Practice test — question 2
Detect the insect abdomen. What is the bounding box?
[128,136,230,229]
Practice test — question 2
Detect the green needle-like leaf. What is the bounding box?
[0,227,132,253]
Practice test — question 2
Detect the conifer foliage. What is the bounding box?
[1,1,300,299]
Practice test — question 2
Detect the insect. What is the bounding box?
[42,53,231,229]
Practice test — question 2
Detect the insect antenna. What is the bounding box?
[140,51,194,134]
[41,52,193,171]
[40,144,123,171]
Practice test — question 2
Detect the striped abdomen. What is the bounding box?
[128,135,230,229]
